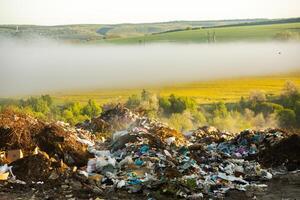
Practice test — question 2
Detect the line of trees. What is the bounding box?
[1,81,299,132]
[1,95,101,125]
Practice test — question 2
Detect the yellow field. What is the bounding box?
[52,73,300,105]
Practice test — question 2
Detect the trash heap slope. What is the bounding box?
[0,110,94,167]
[0,107,299,199]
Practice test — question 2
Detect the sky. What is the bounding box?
[0,0,300,25]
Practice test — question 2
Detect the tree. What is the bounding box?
[277,109,296,128]
[41,95,53,107]
[294,101,300,127]
[62,110,74,124]
[82,99,101,118]
[166,94,197,114]
[249,91,266,106]
[280,81,300,108]
[169,94,186,113]
[255,102,283,117]
[239,96,247,110]
[159,96,171,115]
[212,102,228,118]
[282,81,298,96]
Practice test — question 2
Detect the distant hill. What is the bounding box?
[106,22,300,44]
[0,18,299,43]
[0,18,269,43]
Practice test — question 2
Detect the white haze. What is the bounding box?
[0,39,300,97]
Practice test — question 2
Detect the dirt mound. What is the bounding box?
[11,152,67,182]
[35,124,92,166]
[0,110,44,152]
[0,111,94,166]
[257,134,300,170]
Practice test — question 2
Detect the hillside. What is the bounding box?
[0,18,289,43]
[105,22,300,44]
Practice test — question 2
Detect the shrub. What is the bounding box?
[82,99,101,118]
[277,109,296,128]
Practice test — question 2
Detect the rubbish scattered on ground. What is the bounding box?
[0,107,299,199]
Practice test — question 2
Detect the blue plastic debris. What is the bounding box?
[140,145,150,154]
[134,158,144,166]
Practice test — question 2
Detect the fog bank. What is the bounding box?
[0,40,300,96]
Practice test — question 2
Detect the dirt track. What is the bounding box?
[226,172,300,200]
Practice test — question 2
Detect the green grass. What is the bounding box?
[1,19,299,43]
[105,22,300,44]
[52,73,300,105]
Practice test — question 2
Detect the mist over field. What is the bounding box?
[0,39,300,96]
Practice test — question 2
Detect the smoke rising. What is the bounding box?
[0,39,300,96]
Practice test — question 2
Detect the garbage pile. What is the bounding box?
[0,110,95,167]
[81,122,297,199]
[78,104,138,133]
[184,126,235,144]
[0,107,299,199]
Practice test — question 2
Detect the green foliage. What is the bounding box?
[212,102,228,118]
[254,102,283,117]
[1,80,300,131]
[0,95,102,125]
[293,101,300,127]
[41,95,53,106]
[277,109,296,128]
[159,94,197,115]
[249,90,266,107]
[126,90,159,118]
[109,22,300,44]
[239,96,248,110]
[82,99,102,118]
[279,81,300,108]
[159,97,171,114]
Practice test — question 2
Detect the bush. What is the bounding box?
[277,109,296,128]
[159,94,197,115]
[249,91,266,107]
[255,102,283,117]
[212,102,228,118]
[294,101,300,127]
[82,99,101,118]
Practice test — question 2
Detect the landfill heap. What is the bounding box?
[0,107,300,199]
[0,110,94,182]
[78,104,138,133]
[83,118,299,199]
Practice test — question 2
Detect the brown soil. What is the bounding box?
[257,134,300,171]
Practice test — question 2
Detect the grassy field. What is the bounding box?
[1,19,299,43]
[52,73,300,105]
[105,22,300,44]
[0,19,264,42]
